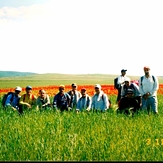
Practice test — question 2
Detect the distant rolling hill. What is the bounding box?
[0,71,37,78]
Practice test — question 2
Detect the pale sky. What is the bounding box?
[0,0,163,76]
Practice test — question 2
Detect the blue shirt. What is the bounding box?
[5,93,21,109]
[53,93,71,109]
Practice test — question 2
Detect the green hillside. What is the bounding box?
[0,71,37,78]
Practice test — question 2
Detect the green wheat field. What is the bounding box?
[0,73,163,161]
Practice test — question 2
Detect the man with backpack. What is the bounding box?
[91,84,110,112]
[139,66,159,114]
[3,86,22,111]
[76,88,91,113]
[116,69,128,104]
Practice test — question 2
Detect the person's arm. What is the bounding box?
[90,96,94,110]
[86,96,92,111]
[76,98,81,112]
[103,94,109,110]
[121,85,125,97]
[19,94,31,108]
[53,95,58,110]
[150,76,159,96]
[138,77,145,97]
[42,95,51,107]
[5,94,13,106]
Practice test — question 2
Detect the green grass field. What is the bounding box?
[0,74,163,161]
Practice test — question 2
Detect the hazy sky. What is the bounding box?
[0,0,163,76]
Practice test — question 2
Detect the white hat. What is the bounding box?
[124,77,130,82]
[94,84,101,89]
[15,86,22,91]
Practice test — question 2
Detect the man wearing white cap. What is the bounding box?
[91,84,110,112]
[4,86,22,111]
[121,77,142,107]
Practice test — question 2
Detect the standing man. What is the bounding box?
[139,66,159,114]
[67,83,81,110]
[91,84,109,112]
[116,69,128,104]
[76,88,91,113]
[53,85,71,112]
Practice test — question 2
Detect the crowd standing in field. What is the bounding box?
[1,66,160,116]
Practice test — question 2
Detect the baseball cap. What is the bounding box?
[15,86,22,92]
[121,69,127,72]
[124,77,131,82]
[94,84,101,89]
[127,89,133,94]
[81,87,86,91]
[144,66,150,70]
[26,86,32,90]
[59,85,65,89]
[71,83,77,87]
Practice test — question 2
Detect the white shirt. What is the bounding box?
[139,75,159,97]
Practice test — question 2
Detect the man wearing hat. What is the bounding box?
[76,88,91,113]
[53,85,71,112]
[19,86,37,114]
[117,89,140,115]
[91,84,110,112]
[67,83,81,110]
[116,69,128,104]
[121,77,142,107]
[139,66,159,114]
[4,86,22,111]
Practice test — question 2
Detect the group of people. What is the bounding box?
[3,66,159,116]
[3,83,110,114]
[116,66,159,115]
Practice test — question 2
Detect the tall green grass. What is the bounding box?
[1,95,163,161]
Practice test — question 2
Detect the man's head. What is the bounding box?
[26,86,32,94]
[71,83,77,90]
[39,89,46,98]
[59,85,65,93]
[121,69,127,76]
[126,89,134,98]
[144,66,150,76]
[15,86,22,95]
[124,77,131,87]
[81,88,86,97]
[94,84,101,94]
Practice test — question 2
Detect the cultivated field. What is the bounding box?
[0,73,163,161]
